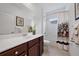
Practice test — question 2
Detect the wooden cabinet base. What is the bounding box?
[0,36,44,56]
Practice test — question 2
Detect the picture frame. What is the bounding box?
[75,3,79,20]
[16,16,24,26]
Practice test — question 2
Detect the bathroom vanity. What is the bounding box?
[0,34,43,56]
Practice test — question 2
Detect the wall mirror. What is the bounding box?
[0,13,15,35]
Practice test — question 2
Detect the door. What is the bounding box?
[45,16,58,42]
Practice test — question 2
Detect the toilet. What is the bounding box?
[44,40,50,47]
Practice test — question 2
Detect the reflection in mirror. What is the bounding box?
[0,13,15,35]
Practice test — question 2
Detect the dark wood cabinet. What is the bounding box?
[0,36,44,56]
[27,36,44,56]
[27,37,40,56]
[28,43,39,56]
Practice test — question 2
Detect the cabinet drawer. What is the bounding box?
[0,49,15,56]
[0,43,27,56]
[12,43,26,56]
[28,38,39,48]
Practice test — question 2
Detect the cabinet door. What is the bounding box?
[39,36,44,55]
[28,43,39,56]
[28,38,39,48]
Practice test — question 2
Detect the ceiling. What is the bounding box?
[20,3,72,15]
[34,3,71,13]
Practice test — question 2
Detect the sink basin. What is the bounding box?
[22,33,27,36]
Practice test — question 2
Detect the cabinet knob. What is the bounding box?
[15,51,18,55]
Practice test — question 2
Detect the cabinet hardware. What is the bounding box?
[15,51,18,55]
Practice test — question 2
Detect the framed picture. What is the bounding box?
[75,3,79,20]
[16,16,24,26]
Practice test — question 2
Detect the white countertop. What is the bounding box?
[0,34,43,53]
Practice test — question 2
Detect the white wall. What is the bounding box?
[33,4,43,34]
[68,3,79,56]
[68,4,75,41]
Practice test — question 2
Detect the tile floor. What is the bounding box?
[42,42,70,56]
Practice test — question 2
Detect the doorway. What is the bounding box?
[45,16,58,43]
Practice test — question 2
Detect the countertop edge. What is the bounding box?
[0,34,43,53]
